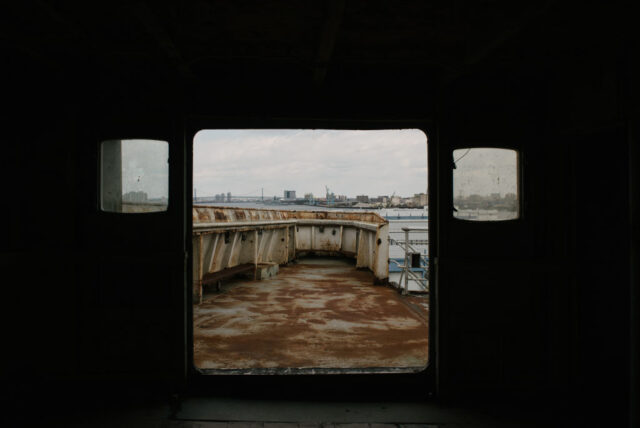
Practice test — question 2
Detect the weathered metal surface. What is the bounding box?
[193,206,390,302]
[193,205,386,224]
[121,202,168,213]
[193,220,296,231]
[202,263,254,285]
[193,258,428,372]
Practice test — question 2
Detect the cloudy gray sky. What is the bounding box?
[453,148,518,197]
[112,135,517,201]
[193,129,428,198]
[120,139,169,199]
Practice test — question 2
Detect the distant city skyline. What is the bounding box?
[193,189,425,199]
[193,129,428,198]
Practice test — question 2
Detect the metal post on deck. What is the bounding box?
[253,229,258,279]
[198,234,204,304]
[403,228,409,295]
[285,226,289,263]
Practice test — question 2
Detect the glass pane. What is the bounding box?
[453,148,518,221]
[101,139,168,213]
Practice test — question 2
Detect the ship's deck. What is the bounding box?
[193,257,429,373]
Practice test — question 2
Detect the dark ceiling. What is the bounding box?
[3,1,626,92]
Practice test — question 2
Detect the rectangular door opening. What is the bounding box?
[191,129,430,374]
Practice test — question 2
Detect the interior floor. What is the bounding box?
[28,396,572,428]
[193,257,429,372]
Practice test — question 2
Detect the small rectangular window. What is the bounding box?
[100,139,169,213]
[453,148,519,221]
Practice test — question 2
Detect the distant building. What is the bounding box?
[326,191,336,204]
[123,191,148,203]
[226,192,231,202]
[413,192,428,206]
[356,195,369,203]
[304,192,314,201]
[372,195,388,204]
[284,190,296,200]
[353,202,374,208]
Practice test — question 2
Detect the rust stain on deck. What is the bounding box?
[194,258,428,370]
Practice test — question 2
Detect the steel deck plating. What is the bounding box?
[194,257,428,373]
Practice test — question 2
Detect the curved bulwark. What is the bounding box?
[192,205,389,303]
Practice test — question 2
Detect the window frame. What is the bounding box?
[98,138,171,214]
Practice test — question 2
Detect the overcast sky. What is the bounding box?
[120,139,168,199]
[114,134,517,201]
[453,148,518,197]
[193,129,428,198]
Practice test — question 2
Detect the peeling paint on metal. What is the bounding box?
[193,205,387,225]
[192,206,390,298]
[194,258,428,370]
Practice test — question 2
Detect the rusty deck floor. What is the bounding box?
[193,257,429,373]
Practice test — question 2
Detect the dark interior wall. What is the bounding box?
[437,67,566,401]
[1,2,636,426]
[630,95,639,428]
[436,40,632,427]
[2,50,80,390]
[72,66,187,387]
[547,45,631,423]
[1,53,188,409]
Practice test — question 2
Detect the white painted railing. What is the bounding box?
[192,205,389,303]
[391,227,429,294]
